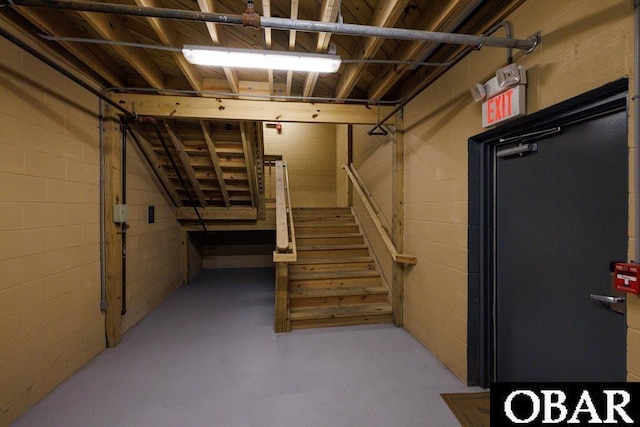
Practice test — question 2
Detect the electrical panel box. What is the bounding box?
[113,204,128,224]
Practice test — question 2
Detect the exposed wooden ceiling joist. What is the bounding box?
[368,0,479,101]
[302,0,340,98]
[14,7,125,87]
[80,11,165,90]
[196,0,239,94]
[135,0,203,92]
[334,0,410,101]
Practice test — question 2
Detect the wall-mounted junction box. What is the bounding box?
[113,204,128,224]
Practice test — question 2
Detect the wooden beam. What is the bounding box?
[177,207,258,220]
[334,0,409,101]
[197,0,240,94]
[286,0,300,97]
[200,120,231,208]
[111,93,393,124]
[262,0,275,97]
[130,129,182,207]
[302,0,340,98]
[14,8,125,87]
[274,161,288,252]
[164,123,208,207]
[80,12,165,90]
[135,0,203,92]
[275,262,291,332]
[103,109,122,347]
[392,112,405,327]
[240,122,257,208]
[181,231,189,286]
[368,0,477,100]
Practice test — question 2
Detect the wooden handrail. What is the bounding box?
[273,160,297,263]
[344,163,417,265]
[273,160,295,333]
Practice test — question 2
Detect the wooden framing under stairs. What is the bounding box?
[288,207,393,329]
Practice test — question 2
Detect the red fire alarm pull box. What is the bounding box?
[614,263,640,294]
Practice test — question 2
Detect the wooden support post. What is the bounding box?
[275,262,290,333]
[181,231,189,286]
[104,109,123,347]
[392,111,405,327]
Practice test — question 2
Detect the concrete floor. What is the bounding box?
[12,268,480,427]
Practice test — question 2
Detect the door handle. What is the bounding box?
[590,294,626,304]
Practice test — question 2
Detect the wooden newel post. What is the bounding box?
[275,262,290,333]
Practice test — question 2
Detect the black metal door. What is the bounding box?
[494,110,627,382]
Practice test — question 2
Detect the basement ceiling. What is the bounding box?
[1,0,528,103]
[0,0,530,225]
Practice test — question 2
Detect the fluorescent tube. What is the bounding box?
[182,45,341,73]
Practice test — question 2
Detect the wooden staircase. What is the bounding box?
[288,207,393,330]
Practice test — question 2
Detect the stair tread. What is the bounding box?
[296,233,363,239]
[290,269,380,280]
[297,244,368,251]
[290,303,392,320]
[289,286,388,298]
[292,257,374,265]
[295,223,357,228]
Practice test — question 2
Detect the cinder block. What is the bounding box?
[0,313,22,351]
[0,203,23,231]
[66,204,99,225]
[23,203,66,229]
[24,150,66,180]
[45,179,84,204]
[628,329,640,379]
[46,225,84,252]
[0,173,47,203]
[0,142,25,175]
[66,159,98,184]
[0,258,23,291]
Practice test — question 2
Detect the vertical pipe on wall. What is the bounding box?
[635,0,640,262]
[99,100,107,311]
[121,120,128,315]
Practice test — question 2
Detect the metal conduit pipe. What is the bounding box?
[127,128,179,208]
[37,33,458,69]
[99,100,107,311]
[368,21,535,135]
[5,0,539,51]
[634,0,639,262]
[120,119,129,316]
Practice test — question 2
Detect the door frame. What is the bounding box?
[467,79,629,388]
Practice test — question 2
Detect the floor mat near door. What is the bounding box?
[441,392,490,427]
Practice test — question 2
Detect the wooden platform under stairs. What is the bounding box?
[288,207,393,330]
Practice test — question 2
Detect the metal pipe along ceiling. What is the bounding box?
[6,0,540,51]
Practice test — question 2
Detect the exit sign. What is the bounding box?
[482,85,526,128]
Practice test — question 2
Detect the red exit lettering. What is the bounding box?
[482,85,525,128]
[486,89,514,125]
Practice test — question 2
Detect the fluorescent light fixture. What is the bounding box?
[182,45,341,73]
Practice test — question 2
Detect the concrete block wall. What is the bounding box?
[352,126,395,289]
[121,143,183,333]
[348,0,636,382]
[399,0,636,381]
[0,34,184,423]
[0,37,104,424]
[263,122,337,207]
